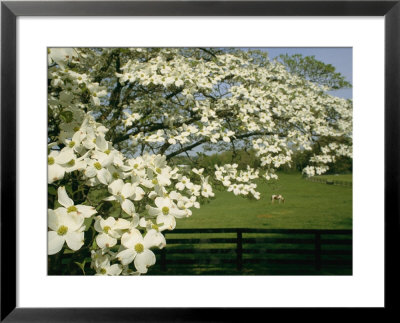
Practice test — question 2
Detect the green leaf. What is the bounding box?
[83,217,93,231]
[74,260,86,275]
[91,239,98,250]
[48,186,57,196]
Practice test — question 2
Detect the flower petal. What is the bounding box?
[170,207,188,219]
[134,249,156,274]
[48,164,65,184]
[76,205,97,218]
[121,229,142,249]
[96,233,117,249]
[84,166,97,178]
[48,231,65,255]
[57,186,74,208]
[48,209,59,231]
[94,217,103,233]
[121,199,135,216]
[132,186,145,201]
[95,135,108,151]
[97,168,112,185]
[106,264,122,276]
[103,196,116,201]
[114,218,131,230]
[154,197,168,209]
[62,212,84,231]
[117,248,136,266]
[65,231,84,251]
[156,214,176,231]
[121,183,135,199]
[147,206,161,217]
[108,179,124,195]
[101,216,116,228]
[144,229,166,249]
[55,150,75,165]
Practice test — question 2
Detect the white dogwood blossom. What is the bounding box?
[57,186,97,219]
[94,216,131,249]
[116,228,162,273]
[48,208,85,255]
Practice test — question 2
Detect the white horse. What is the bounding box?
[271,194,285,204]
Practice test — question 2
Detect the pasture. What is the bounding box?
[176,172,352,230]
[148,172,352,275]
[85,171,352,275]
[312,174,352,182]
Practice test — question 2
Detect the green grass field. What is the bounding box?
[148,173,353,275]
[176,172,352,230]
[312,174,352,182]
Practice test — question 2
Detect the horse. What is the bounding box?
[271,194,285,204]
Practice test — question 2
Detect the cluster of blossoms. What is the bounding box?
[302,143,353,177]
[48,47,352,275]
[48,113,213,274]
[215,164,260,199]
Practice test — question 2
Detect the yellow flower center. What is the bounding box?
[48,157,55,165]
[152,179,158,185]
[100,268,107,274]
[67,206,77,213]
[134,163,139,169]
[134,243,144,253]
[67,159,75,167]
[156,168,162,174]
[57,225,68,236]
[112,172,119,179]
[68,141,75,148]
[104,149,111,155]
[73,127,80,132]
[103,226,111,234]
[162,206,169,215]
[151,224,159,231]
[94,162,102,170]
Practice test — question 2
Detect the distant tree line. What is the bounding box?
[171,143,352,175]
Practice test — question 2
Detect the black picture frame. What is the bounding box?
[1,1,399,321]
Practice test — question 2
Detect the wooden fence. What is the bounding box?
[305,177,352,187]
[155,228,352,274]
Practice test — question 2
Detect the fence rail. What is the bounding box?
[305,177,352,187]
[156,228,352,274]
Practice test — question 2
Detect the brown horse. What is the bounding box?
[271,194,285,204]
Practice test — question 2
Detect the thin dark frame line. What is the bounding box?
[1,1,399,321]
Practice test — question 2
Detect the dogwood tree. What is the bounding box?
[47,48,352,275]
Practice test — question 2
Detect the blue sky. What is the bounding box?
[260,47,353,99]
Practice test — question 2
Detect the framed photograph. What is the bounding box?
[1,0,399,320]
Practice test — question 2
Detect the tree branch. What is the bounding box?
[165,131,269,160]
[166,139,207,160]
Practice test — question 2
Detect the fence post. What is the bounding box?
[315,232,321,271]
[237,229,243,272]
[161,247,167,272]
